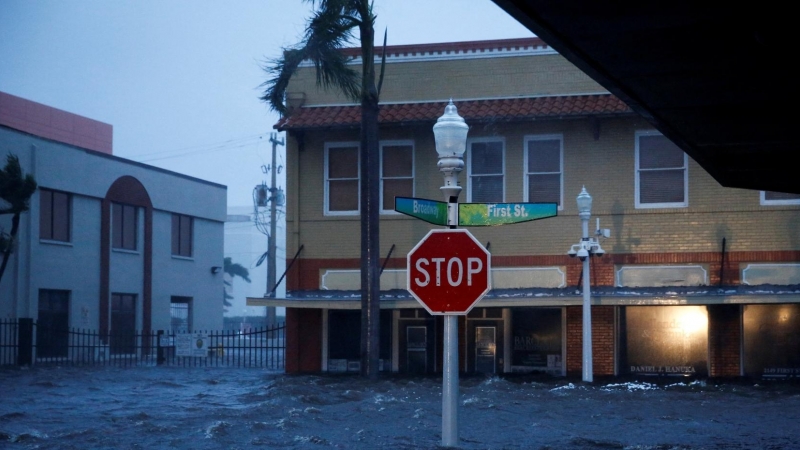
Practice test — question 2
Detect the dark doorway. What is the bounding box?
[37,290,70,358]
[111,293,137,355]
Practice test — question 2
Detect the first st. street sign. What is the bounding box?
[407,229,491,315]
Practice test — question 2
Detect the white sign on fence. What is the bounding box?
[175,332,208,357]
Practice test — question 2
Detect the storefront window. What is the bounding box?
[621,305,708,376]
[511,308,562,373]
[743,304,800,378]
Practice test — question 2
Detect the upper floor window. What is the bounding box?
[467,138,504,202]
[39,188,71,242]
[524,134,563,208]
[380,141,414,212]
[171,213,193,257]
[760,191,800,206]
[112,202,138,250]
[635,131,688,208]
[324,142,359,215]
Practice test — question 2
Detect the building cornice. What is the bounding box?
[297,37,553,68]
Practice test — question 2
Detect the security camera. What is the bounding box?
[577,248,589,261]
[568,247,578,257]
[594,247,605,257]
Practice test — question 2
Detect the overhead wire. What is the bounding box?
[132,133,269,162]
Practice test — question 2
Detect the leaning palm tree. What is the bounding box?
[0,153,38,285]
[260,0,385,379]
[223,257,252,313]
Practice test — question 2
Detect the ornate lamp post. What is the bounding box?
[567,186,606,382]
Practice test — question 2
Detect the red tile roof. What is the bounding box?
[274,94,633,130]
[339,37,551,59]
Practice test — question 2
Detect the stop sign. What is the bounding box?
[407,229,491,315]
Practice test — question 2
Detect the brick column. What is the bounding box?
[285,308,323,373]
[566,305,616,377]
[707,304,741,378]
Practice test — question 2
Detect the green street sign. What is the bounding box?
[458,202,557,226]
[394,197,448,226]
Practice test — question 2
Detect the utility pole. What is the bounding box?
[266,132,284,326]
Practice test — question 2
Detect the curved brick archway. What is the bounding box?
[99,176,153,338]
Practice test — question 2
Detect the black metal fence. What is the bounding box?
[0,318,285,369]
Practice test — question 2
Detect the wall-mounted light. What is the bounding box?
[211,266,222,274]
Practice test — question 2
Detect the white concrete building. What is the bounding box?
[0,91,226,337]
[224,205,286,319]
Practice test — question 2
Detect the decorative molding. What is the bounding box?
[742,263,800,285]
[616,265,708,287]
[320,266,565,290]
[299,39,555,68]
[492,267,566,289]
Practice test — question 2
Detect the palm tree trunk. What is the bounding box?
[0,212,21,285]
[358,3,381,380]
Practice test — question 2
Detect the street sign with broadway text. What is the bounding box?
[394,197,448,226]
[407,229,491,315]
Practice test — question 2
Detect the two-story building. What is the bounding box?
[249,38,800,379]
[1,91,226,359]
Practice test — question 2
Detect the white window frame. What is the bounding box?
[635,130,688,209]
[324,142,360,216]
[380,140,415,214]
[466,137,505,203]
[760,190,800,206]
[523,134,564,210]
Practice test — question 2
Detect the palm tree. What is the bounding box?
[223,257,251,313]
[260,0,385,379]
[0,153,38,285]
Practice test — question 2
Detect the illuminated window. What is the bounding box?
[635,131,687,208]
[524,134,563,208]
[324,142,359,215]
[39,189,71,242]
[380,141,414,212]
[467,138,504,202]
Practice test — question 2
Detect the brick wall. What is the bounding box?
[289,250,800,291]
[566,305,616,377]
[708,304,741,378]
[285,308,322,373]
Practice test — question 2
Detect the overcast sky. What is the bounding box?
[0,1,532,207]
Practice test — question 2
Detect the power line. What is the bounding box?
[132,133,268,162]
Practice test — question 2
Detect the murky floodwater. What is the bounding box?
[2,366,799,449]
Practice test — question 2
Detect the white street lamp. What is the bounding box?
[567,186,608,382]
[433,99,468,448]
[434,99,469,226]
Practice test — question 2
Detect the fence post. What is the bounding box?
[17,318,33,366]
[157,330,165,365]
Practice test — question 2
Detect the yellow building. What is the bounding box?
[250,38,800,379]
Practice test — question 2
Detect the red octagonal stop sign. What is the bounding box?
[407,229,491,315]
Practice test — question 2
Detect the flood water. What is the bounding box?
[2,366,799,449]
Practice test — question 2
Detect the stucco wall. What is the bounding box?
[0,125,226,332]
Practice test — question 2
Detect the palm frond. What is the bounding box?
[259,0,363,114]
[0,153,37,215]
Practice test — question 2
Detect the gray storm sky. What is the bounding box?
[0,1,532,207]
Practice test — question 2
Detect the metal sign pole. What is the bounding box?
[442,313,458,447]
[442,191,460,447]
